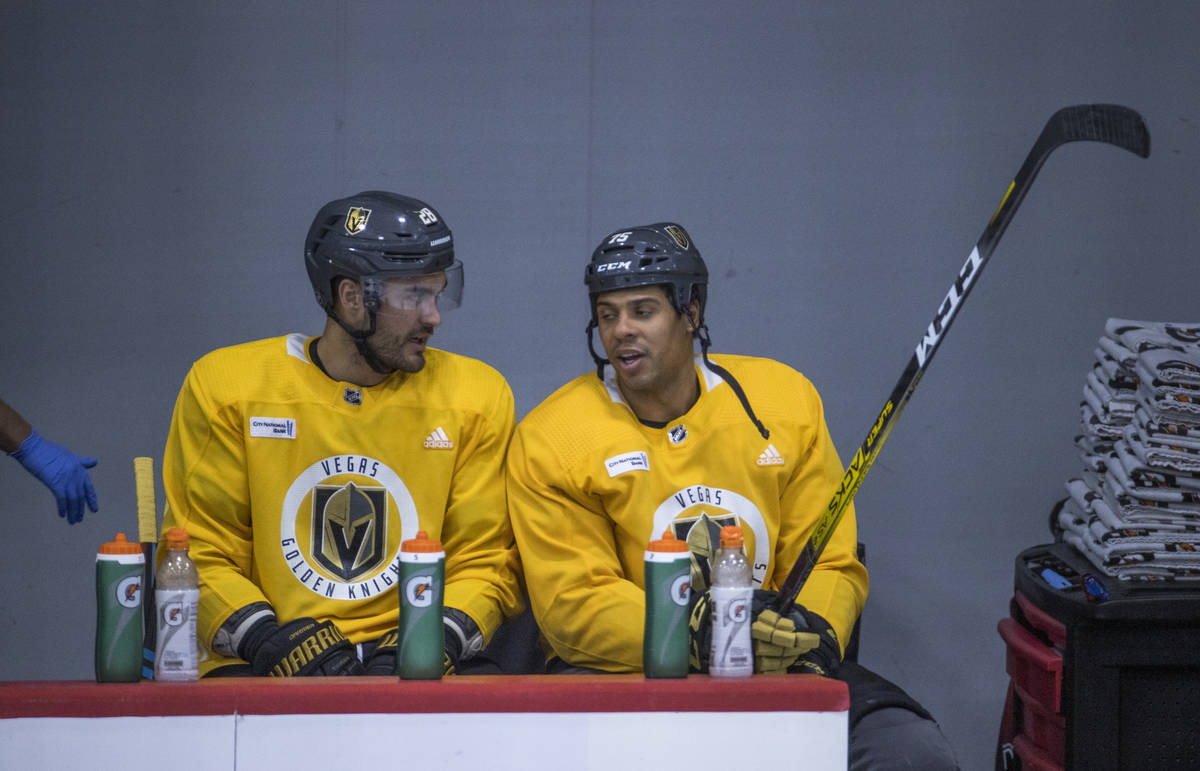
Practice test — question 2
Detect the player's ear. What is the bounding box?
[334,278,365,319]
[685,299,701,333]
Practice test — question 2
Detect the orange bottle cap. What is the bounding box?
[401,530,444,553]
[99,533,143,555]
[648,529,689,552]
[165,527,190,550]
[719,525,744,548]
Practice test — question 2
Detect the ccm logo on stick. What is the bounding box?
[915,246,983,367]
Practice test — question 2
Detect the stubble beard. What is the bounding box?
[365,328,432,374]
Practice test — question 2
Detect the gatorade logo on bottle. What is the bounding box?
[161,600,188,628]
[116,576,141,609]
[405,575,435,608]
[670,574,691,607]
[726,599,749,624]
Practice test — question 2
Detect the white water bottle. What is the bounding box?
[709,525,753,678]
[154,527,200,681]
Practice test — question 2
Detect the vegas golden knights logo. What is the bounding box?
[344,206,372,235]
[312,482,386,580]
[664,225,690,250]
[673,511,737,593]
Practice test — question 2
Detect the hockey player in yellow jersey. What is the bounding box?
[507,223,958,769]
[161,191,522,677]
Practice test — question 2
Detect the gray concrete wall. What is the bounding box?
[3,2,1197,766]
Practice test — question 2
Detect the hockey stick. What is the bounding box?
[134,456,158,678]
[773,104,1150,615]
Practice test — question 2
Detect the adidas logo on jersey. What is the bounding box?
[423,427,454,449]
[756,443,785,466]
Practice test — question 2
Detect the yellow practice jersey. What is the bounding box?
[161,334,522,674]
[507,354,868,672]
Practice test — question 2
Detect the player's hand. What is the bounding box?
[240,617,365,676]
[362,629,398,675]
[751,607,819,674]
[687,590,712,672]
[442,608,483,676]
[10,429,98,524]
[363,635,457,675]
[751,591,842,676]
[362,609,482,676]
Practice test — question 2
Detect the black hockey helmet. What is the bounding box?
[304,191,462,314]
[583,221,769,439]
[584,223,707,322]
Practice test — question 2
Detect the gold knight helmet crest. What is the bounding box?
[344,206,372,235]
[664,224,689,250]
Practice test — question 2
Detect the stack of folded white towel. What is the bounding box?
[1059,318,1200,581]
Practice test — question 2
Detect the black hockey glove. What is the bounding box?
[750,590,841,676]
[687,590,713,672]
[442,607,484,676]
[687,589,841,676]
[361,608,484,676]
[362,629,399,675]
[238,617,365,677]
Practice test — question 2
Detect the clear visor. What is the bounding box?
[374,261,463,314]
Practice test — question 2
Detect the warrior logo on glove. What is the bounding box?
[279,454,421,600]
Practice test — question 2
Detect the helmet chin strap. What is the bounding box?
[332,310,394,376]
[586,319,610,379]
[585,311,769,440]
[696,323,770,440]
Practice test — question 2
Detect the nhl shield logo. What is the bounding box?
[344,206,372,235]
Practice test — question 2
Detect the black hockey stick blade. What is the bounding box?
[772,105,1149,615]
[978,105,1149,260]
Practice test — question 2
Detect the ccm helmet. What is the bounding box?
[304,191,462,314]
[585,223,707,322]
[584,221,769,439]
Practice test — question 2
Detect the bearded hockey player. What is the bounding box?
[505,222,958,769]
[160,191,522,677]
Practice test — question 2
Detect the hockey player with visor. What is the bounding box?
[160,191,522,678]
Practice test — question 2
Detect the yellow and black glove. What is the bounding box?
[750,590,842,676]
[752,606,820,674]
[688,589,842,675]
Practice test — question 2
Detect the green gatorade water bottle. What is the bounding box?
[398,530,445,680]
[643,529,692,678]
[95,533,145,682]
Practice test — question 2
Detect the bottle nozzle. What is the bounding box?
[719,525,744,548]
[165,527,190,550]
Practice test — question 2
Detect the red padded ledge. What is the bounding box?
[0,675,848,718]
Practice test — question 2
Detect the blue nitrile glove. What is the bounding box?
[10,429,98,524]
